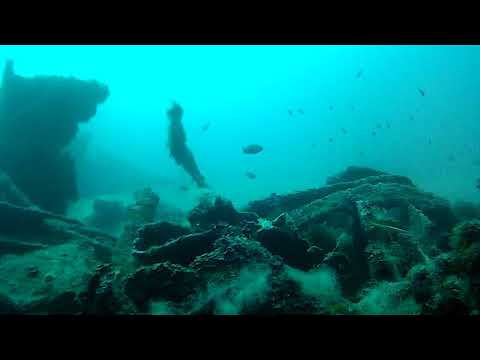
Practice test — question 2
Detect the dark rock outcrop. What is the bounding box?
[124,262,198,311]
[0,60,109,214]
[190,234,279,276]
[133,221,191,251]
[83,263,136,314]
[189,195,258,230]
[255,227,312,270]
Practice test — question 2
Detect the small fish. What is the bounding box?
[288,110,293,116]
[385,122,391,129]
[428,138,432,145]
[350,105,355,111]
[409,115,414,121]
[329,105,334,111]
[328,137,333,143]
[418,88,426,97]
[371,131,376,136]
[376,123,382,129]
[201,122,210,132]
[311,143,317,149]
[359,151,365,157]
[297,109,304,115]
[448,154,456,162]
[243,144,264,154]
[245,171,256,180]
[356,70,363,78]
[179,185,189,192]
[341,128,347,135]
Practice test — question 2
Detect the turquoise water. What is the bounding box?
[1,45,479,209]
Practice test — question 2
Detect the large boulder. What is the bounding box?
[82,263,136,314]
[188,195,257,230]
[133,221,191,251]
[124,262,199,311]
[0,60,109,214]
[255,226,312,270]
[190,234,280,277]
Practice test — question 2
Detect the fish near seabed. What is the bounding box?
[418,88,426,97]
[242,144,263,154]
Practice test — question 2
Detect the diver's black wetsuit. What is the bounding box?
[167,103,207,188]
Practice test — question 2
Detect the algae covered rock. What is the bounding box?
[190,234,280,278]
[0,163,473,314]
[133,221,191,251]
[83,263,136,314]
[246,171,414,219]
[279,171,455,295]
[124,261,199,311]
[188,195,257,230]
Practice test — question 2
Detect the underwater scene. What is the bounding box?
[0,45,479,315]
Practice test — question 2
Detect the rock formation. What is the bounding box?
[0,60,109,214]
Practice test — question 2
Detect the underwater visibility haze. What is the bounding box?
[0,45,480,315]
